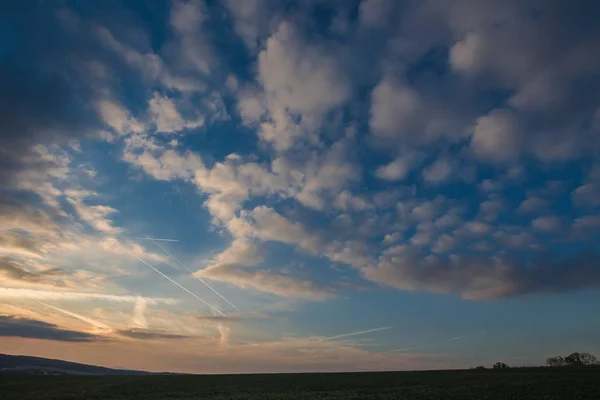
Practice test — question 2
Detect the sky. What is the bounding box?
[1,0,600,374]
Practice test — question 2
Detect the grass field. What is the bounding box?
[2,367,600,399]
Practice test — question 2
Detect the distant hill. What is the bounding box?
[0,354,153,375]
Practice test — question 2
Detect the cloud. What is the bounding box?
[65,194,122,234]
[252,21,351,150]
[0,4,97,189]
[0,315,100,342]
[131,297,148,329]
[198,264,337,300]
[375,155,414,181]
[422,158,457,185]
[224,0,274,51]
[249,206,321,254]
[531,216,563,232]
[470,109,522,162]
[117,328,191,340]
[168,0,216,75]
[517,196,550,213]
[362,252,600,300]
[370,76,423,139]
[148,92,204,133]
[0,288,177,305]
[572,183,600,207]
[0,258,65,287]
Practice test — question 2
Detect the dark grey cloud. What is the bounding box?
[363,251,600,300]
[0,315,99,342]
[0,3,99,188]
[117,328,191,340]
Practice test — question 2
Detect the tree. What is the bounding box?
[493,362,509,369]
[547,352,598,367]
[565,352,583,366]
[580,352,599,366]
[546,356,566,367]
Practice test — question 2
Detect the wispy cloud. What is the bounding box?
[320,326,393,342]
[0,288,177,305]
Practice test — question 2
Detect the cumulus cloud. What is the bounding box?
[471,109,522,162]
[375,156,414,181]
[252,21,351,150]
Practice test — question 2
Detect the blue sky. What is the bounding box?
[1,0,600,373]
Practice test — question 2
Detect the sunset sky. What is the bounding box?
[1,0,600,373]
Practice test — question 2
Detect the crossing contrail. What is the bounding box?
[135,256,226,317]
[153,240,239,311]
[320,326,393,341]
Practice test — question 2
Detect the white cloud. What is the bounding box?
[250,206,321,254]
[471,109,522,162]
[572,183,600,207]
[255,21,351,150]
[95,99,144,135]
[66,197,122,234]
[462,221,492,236]
[375,155,414,181]
[169,0,215,75]
[532,216,562,232]
[431,234,456,254]
[148,93,204,133]
[422,158,456,185]
[370,76,422,139]
[224,0,272,50]
[517,195,549,213]
[359,0,393,29]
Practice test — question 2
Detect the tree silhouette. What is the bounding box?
[546,356,566,367]
[547,352,598,367]
[493,362,509,369]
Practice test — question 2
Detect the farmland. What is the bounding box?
[2,367,600,400]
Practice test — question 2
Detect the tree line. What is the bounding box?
[471,352,599,370]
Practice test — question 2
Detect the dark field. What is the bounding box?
[2,367,600,400]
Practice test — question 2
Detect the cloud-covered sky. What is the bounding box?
[1,0,600,373]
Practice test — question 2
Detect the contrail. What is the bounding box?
[449,335,469,341]
[320,326,393,341]
[39,302,113,334]
[153,240,239,311]
[387,346,421,353]
[135,256,226,317]
[118,236,179,242]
